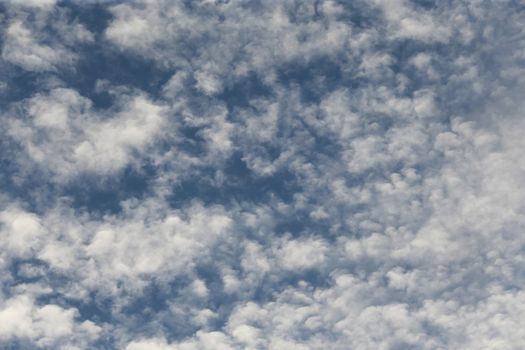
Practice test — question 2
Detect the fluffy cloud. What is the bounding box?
[1,0,525,349]
[0,295,100,349]
[5,87,167,180]
[1,3,93,72]
[105,1,354,95]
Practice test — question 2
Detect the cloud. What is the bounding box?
[105,1,354,95]
[0,295,100,348]
[1,0,525,349]
[1,4,93,72]
[275,236,328,271]
[4,87,168,180]
[371,0,453,43]
[2,21,68,72]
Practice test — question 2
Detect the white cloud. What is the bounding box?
[1,1,525,349]
[126,331,236,350]
[1,4,93,72]
[0,208,44,257]
[275,237,328,271]
[126,338,175,350]
[6,87,168,180]
[7,0,56,8]
[371,0,452,42]
[2,21,66,72]
[105,1,354,95]
[0,295,100,348]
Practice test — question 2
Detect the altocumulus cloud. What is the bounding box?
[1,0,525,349]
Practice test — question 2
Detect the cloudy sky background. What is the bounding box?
[1,0,525,349]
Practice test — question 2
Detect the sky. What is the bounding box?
[0,0,525,349]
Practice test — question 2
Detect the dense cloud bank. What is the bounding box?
[1,0,525,349]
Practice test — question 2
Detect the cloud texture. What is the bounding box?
[1,0,525,349]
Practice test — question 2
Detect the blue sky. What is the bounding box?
[1,0,525,349]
